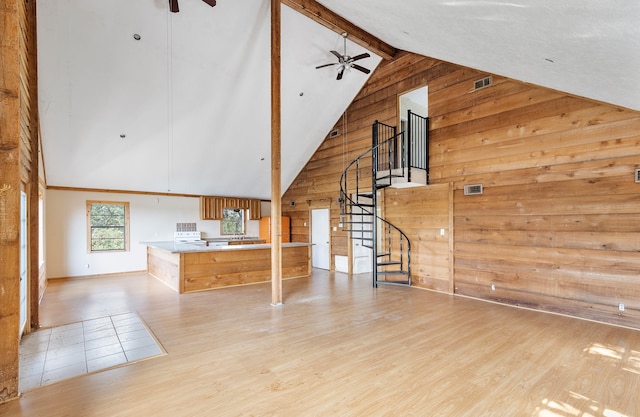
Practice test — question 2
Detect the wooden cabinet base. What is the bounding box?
[147,244,310,293]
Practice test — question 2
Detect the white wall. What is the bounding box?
[46,190,262,278]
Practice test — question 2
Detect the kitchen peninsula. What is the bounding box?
[146,241,311,293]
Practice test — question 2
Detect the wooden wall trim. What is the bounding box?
[46,185,201,198]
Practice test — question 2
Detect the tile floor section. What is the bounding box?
[19,312,165,391]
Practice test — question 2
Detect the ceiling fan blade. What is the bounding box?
[330,50,343,60]
[202,0,216,6]
[337,67,345,80]
[316,63,337,69]
[350,53,370,62]
[351,64,371,74]
[169,0,179,13]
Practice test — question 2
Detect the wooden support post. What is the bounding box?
[0,0,22,403]
[27,0,40,330]
[270,0,283,306]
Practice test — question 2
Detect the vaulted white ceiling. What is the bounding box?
[37,0,640,199]
[37,0,381,199]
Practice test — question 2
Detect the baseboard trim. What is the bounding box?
[48,270,148,281]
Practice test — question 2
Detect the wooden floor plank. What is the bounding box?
[1,271,639,416]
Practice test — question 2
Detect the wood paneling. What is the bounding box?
[147,245,311,293]
[0,0,38,402]
[147,247,182,293]
[0,0,21,402]
[182,245,309,292]
[283,50,640,328]
[384,184,451,292]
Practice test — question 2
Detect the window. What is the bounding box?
[221,208,245,235]
[87,201,130,252]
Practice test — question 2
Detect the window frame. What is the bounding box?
[86,200,130,253]
[220,207,246,235]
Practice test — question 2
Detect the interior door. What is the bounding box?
[311,208,330,270]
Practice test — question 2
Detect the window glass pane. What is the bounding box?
[221,208,244,234]
[89,202,128,251]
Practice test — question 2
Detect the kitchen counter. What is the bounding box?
[145,241,311,293]
[144,240,298,253]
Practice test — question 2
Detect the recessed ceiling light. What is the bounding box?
[133,34,141,41]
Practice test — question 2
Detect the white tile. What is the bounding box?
[83,321,114,333]
[44,349,86,373]
[83,328,117,342]
[20,337,51,355]
[51,323,83,335]
[41,362,87,386]
[19,374,43,391]
[84,335,120,350]
[87,352,127,373]
[45,342,86,359]
[48,332,85,348]
[85,343,124,361]
[19,353,46,378]
[120,336,157,352]
[124,344,163,362]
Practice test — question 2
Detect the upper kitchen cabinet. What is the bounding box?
[200,196,262,220]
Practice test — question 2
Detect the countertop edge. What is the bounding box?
[143,241,311,254]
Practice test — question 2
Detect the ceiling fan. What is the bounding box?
[169,0,216,13]
[316,33,371,80]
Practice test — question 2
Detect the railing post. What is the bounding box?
[425,116,430,185]
[407,110,413,182]
[371,124,379,288]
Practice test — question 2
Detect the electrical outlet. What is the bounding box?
[491,284,496,291]
[86,264,90,269]
[618,303,625,312]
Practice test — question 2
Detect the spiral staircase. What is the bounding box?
[339,112,429,287]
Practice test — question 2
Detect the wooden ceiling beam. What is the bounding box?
[282,0,396,61]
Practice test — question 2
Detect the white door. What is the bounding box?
[20,191,28,337]
[311,209,330,270]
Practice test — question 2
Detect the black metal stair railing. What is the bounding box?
[339,122,411,287]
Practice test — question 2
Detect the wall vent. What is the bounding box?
[474,76,493,91]
[635,168,640,183]
[464,184,483,195]
[329,129,340,138]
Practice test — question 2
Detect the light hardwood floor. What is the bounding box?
[2,270,640,416]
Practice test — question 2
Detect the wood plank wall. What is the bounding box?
[384,184,451,292]
[0,0,39,401]
[282,51,640,329]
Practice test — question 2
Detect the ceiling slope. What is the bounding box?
[318,0,640,111]
[37,0,380,199]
